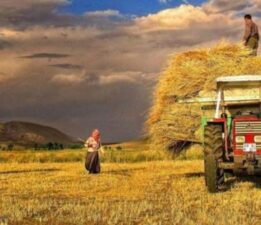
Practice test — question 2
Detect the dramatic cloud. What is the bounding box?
[51,73,85,84]
[132,4,242,51]
[204,0,250,13]
[203,0,261,15]
[135,4,238,31]
[0,0,71,28]
[50,64,84,70]
[21,53,70,59]
[0,39,12,49]
[0,0,259,141]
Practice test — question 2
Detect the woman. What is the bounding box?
[85,129,102,174]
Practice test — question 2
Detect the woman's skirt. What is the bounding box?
[85,151,101,174]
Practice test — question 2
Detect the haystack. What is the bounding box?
[147,42,261,152]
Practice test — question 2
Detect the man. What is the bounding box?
[243,14,259,56]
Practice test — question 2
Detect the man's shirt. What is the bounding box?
[244,21,259,41]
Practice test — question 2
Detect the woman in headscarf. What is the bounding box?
[84,129,102,174]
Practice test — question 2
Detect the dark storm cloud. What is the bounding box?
[0,0,72,28]
[0,0,126,29]
[95,30,136,40]
[0,68,152,141]
[49,64,84,70]
[0,39,12,49]
[20,53,70,59]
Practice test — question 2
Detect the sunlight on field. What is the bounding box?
[0,160,260,225]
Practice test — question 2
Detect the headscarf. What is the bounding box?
[91,129,101,142]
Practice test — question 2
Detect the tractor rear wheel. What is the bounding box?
[204,125,224,193]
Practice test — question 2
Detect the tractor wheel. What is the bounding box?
[204,125,225,193]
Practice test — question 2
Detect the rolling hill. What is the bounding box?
[0,121,80,147]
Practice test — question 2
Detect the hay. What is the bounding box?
[147,42,261,152]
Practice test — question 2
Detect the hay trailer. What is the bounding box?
[200,75,261,192]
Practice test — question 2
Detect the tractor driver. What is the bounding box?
[243,14,259,56]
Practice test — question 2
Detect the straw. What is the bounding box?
[147,42,261,152]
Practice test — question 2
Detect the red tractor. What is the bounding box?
[201,75,261,192]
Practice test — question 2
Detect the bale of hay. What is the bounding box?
[147,42,261,152]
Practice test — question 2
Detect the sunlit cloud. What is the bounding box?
[51,73,85,84]
[135,4,238,31]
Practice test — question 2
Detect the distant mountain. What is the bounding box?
[0,121,80,147]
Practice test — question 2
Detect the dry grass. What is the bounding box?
[147,42,261,151]
[0,141,202,164]
[0,160,260,225]
[0,147,172,164]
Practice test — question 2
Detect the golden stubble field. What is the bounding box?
[0,160,260,225]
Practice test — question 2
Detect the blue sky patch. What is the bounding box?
[59,0,206,16]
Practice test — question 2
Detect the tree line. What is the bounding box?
[0,142,84,151]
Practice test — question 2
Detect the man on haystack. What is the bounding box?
[243,14,259,56]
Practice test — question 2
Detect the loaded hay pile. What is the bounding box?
[147,42,261,153]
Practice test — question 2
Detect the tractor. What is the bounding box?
[200,75,261,192]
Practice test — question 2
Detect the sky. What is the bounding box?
[0,0,260,142]
[60,0,206,16]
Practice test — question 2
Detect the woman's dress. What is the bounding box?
[85,137,101,174]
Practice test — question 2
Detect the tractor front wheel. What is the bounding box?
[204,125,225,193]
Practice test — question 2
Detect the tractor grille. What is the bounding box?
[236,144,261,150]
[235,121,261,134]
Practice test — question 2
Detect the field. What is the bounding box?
[0,143,261,225]
[0,142,202,164]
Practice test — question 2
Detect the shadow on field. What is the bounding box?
[168,172,204,179]
[184,172,204,178]
[219,175,261,192]
[0,168,60,175]
[237,176,261,189]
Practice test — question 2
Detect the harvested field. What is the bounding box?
[0,160,261,225]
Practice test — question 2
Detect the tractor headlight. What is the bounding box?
[236,136,245,143]
[254,136,261,143]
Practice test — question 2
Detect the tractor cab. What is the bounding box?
[213,75,261,117]
[201,75,261,192]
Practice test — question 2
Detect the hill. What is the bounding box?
[0,121,80,148]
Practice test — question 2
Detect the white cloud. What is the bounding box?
[99,74,136,85]
[99,71,145,85]
[159,0,189,5]
[134,4,237,31]
[158,0,170,3]
[51,74,85,84]
[84,10,122,17]
[51,71,146,86]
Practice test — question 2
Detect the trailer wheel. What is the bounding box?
[204,125,224,193]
